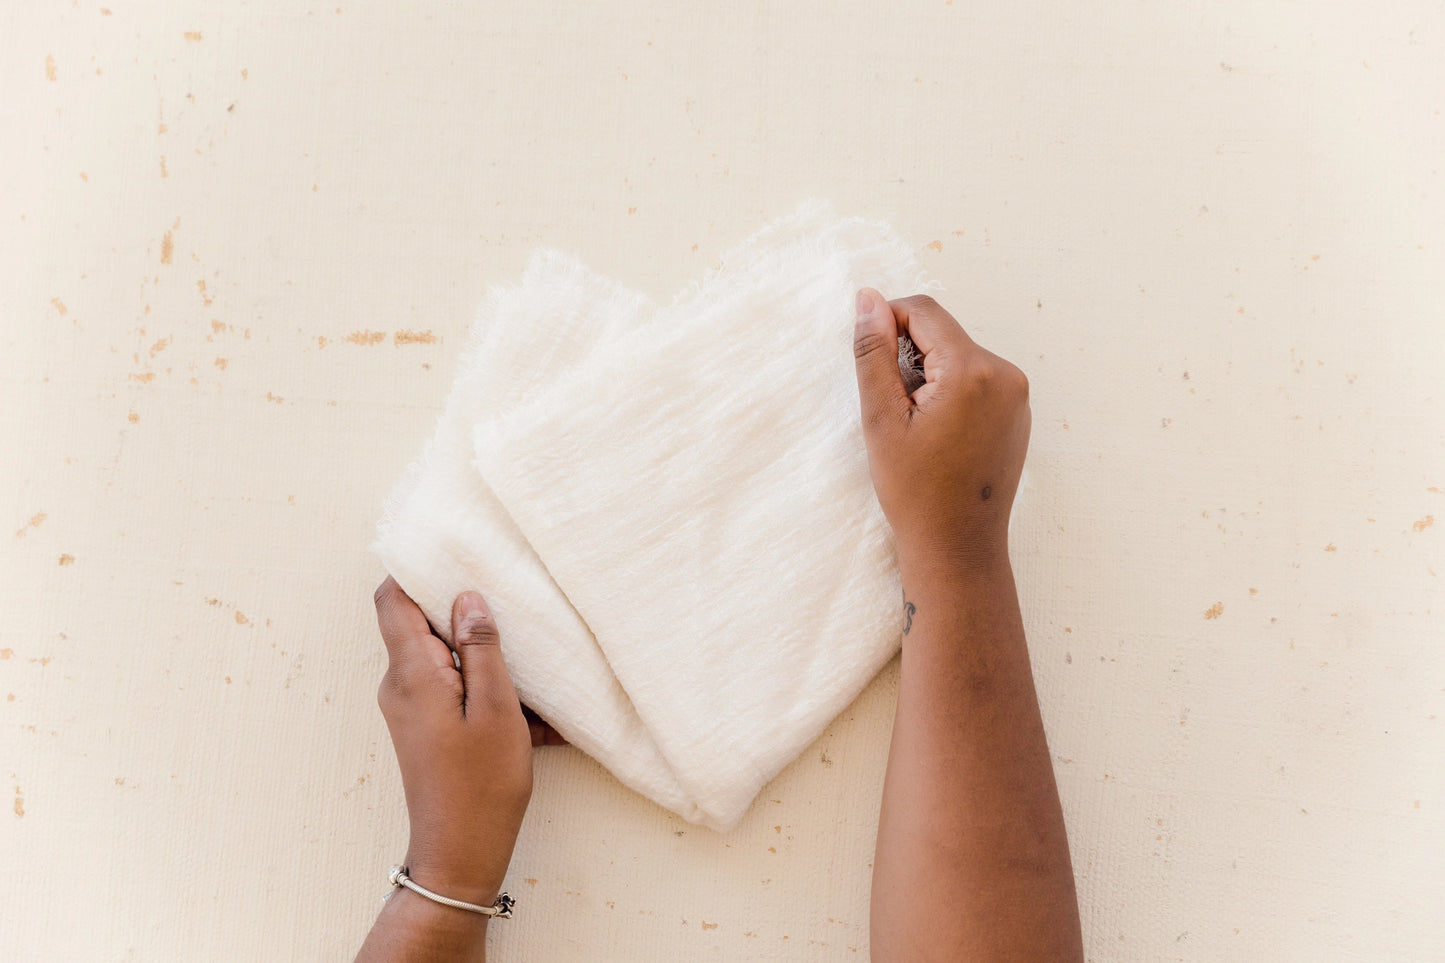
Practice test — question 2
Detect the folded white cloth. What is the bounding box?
[375,201,932,830]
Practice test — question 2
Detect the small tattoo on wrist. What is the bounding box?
[902,589,916,635]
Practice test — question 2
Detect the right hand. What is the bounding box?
[851,290,1031,569]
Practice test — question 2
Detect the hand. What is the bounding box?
[851,290,1031,569]
[373,577,545,906]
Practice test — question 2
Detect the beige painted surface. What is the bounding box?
[3,1,1443,960]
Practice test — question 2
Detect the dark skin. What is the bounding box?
[355,585,558,963]
[854,289,1083,961]
[357,290,1082,961]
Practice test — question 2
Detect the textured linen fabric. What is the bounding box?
[376,202,931,830]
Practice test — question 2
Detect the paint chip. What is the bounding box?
[1204,602,1224,620]
[51,298,68,315]
[346,330,386,346]
[160,231,173,264]
[58,554,74,566]
[1413,515,1435,533]
[184,31,202,42]
[394,330,437,345]
[15,512,47,538]
[926,240,943,252]
[235,611,249,625]
[45,55,57,82]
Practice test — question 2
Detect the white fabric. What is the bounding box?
[375,202,932,830]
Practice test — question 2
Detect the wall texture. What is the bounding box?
[2,1,1441,960]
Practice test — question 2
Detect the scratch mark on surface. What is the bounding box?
[1324,543,1337,552]
[51,298,68,315]
[15,513,47,538]
[234,611,249,625]
[159,155,168,178]
[0,649,12,659]
[160,231,174,264]
[46,56,57,81]
[184,31,203,42]
[12,788,22,818]
[316,335,327,349]
[150,337,171,356]
[1204,601,1224,620]
[129,372,155,383]
[266,391,283,403]
[214,357,227,370]
[926,240,943,252]
[394,330,437,345]
[1414,515,1435,532]
[198,280,213,305]
[702,921,718,930]
[346,330,387,346]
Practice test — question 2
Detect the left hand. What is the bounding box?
[373,577,556,906]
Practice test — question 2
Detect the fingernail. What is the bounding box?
[457,591,485,615]
[855,289,874,320]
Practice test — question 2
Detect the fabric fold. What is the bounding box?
[377,201,933,830]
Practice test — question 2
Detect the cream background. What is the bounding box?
[3,1,1442,960]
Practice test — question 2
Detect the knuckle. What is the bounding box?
[456,612,500,646]
[895,294,938,312]
[853,328,893,362]
[1009,364,1030,399]
[965,360,999,391]
[377,673,400,713]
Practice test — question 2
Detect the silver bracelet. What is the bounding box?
[385,865,516,919]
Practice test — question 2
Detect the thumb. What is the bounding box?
[451,590,521,712]
[852,288,910,439]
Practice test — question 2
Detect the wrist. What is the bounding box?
[384,885,490,943]
[402,852,506,907]
[895,533,1012,584]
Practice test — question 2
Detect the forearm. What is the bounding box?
[871,548,1082,962]
[355,888,489,962]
